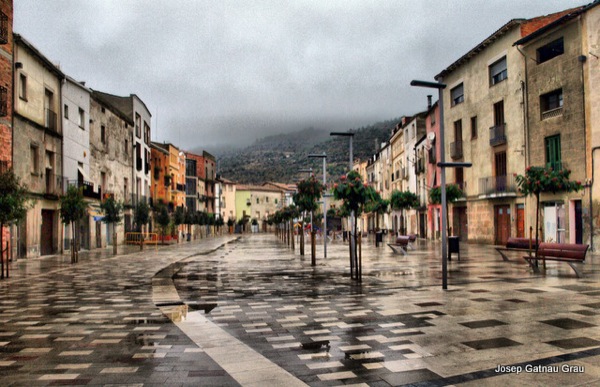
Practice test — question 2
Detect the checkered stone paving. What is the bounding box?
[172,234,600,386]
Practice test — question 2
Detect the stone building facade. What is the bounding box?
[13,34,64,257]
[89,91,134,247]
[0,0,12,255]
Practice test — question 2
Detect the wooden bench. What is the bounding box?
[388,236,410,255]
[495,237,539,261]
[523,242,589,278]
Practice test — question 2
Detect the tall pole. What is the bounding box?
[438,84,448,290]
[322,155,327,258]
[410,79,448,290]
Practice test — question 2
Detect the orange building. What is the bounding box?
[150,142,186,212]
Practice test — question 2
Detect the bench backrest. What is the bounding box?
[538,242,589,260]
[396,236,410,245]
[506,237,539,249]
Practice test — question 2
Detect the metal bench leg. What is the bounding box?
[388,244,407,255]
[496,249,510,262]
[566,262,582,278]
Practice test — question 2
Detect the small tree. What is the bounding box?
[134,200,150,249]
[174,206,185,241]
[333,171,370,280]
[184,208,194,240]
[365,187,389,232]
[0,169,31,278]
[516,166,582,252]
[100,196,123,255]
[293,176,325,264]
[227,217,235,234]
[60,185,88,263]
[429,184,464,237]
[391,190,420,235]
[155,203,171,244]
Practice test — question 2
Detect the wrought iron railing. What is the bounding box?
[478,174,517,196]
[450,140,463,160]
[489,124,507,146]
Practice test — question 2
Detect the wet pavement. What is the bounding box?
[1,233,600,386]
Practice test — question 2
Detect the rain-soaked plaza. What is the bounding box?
[1,234,600,386]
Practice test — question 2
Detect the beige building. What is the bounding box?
[436,20,531,245]
[514,2,599,245]
[219,177,237,222]
[13,34,64,257]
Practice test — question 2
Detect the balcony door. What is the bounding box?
[495,151,507,192]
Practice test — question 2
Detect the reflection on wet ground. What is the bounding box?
[172,234,600,386]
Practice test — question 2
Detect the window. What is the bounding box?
[124,139,128,155]
[537,38,564,64]
[78,108,85,128]
[101,172,107,192]
[101,125,106,144]
[540,89,563,118]
[135,113,141,138]
[494,100,505,126]
[0,86,6,116]
[0,12,8,44]
[489,56,507,85]
[471,116,477,139]
[64,104,69,120]
[144,122,150,144]
[19,73,27,100]
[454,119,462,142]
[545,135,561,170]
[266,197,269,203]
[275,198,278,204]
[451,83,464,106]
[256,198,259,204]
[30,145,38,174]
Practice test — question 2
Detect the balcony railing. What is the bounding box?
[542,107,563,120]
[489,124,507,146]
[450,140,463,160]
[45,174,65,197]
[176,183,186,192]
[478,174,517,196]
[546,161,567,172]
[428,147,436,164]
[45,108,58,132]
[416,158,425,174]
[68,180,102,200]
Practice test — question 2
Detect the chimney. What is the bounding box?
[427,95,432,109]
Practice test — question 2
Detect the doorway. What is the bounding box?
[494,205,510,245]
[516,204,525,238]
[41,209,54,256]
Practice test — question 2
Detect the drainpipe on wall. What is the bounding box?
[517,45,532,235]
[590,146,600,251]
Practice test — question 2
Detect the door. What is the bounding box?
[419,212,426,238]
[516,204,525,238]
[455,207,468,241]
[41,210,54,256]
[574,200,583,244]
[494,205,510,245]
[96,221,102,248]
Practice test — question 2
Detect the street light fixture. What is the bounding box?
[410,79,450,290]
[308,153,327,258]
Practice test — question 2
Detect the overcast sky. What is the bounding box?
[14,0,587,151]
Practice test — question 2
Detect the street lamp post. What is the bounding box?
[308,153,327,258]
[410,80,448,289]
[330,132,357,279]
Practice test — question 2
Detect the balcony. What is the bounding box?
[546,161,567,172]
[542,106,563,120]
[45,108,58,132]
[428,147,436,164]
[489,124,507,146]
[176,183,186,192]
[478,174,517,196]
[45,174,65,198]
[416,158,425,175]
[450,140,463,160]
[68,180,102,200]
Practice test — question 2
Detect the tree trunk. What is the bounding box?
[354,216,359,281]
[311,230,316,266]
[534,194,540,264]
[113,225,118,255]
[290,220,295,251]
[0,223,4,279]
[71,223,76,264]
[300,221,305,256]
